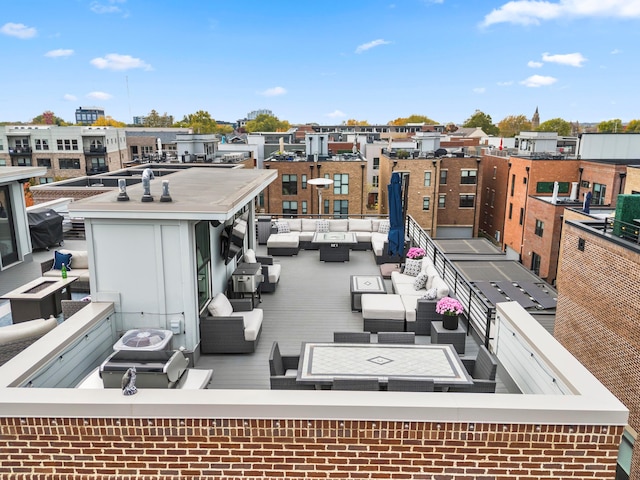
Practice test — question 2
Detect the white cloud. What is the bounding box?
[497,81,514,86]
[542,52,586,67]
[482,0,640,27]
[63,94,77,101]
[45,49,74,58]
[355,39,391,54]
[0,22,37,39]
[90,53,152,71]
[520,74,557,87]
[260,86,287,97]
[611,48,621,54]
[90,0,126,14]
[87,91,113,100]
[473,87,486,94]
[326,110,346,119]
[527,60,543,68]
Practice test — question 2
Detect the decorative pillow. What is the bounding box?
[207,293,233,317]
[403,258,422,277]
[316,219,330,233]
[422,287,438,300]
[378,220,390,234]
[413,272,429,290]
[52,251,72,270]
[64,250,88,269]
[276,221,290,234]
[244,249,257,264]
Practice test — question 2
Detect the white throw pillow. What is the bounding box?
[316,219,330,233]
[276,221,290,234]
[413,272,429,290]
[403,259,422,277]
[378,220,390,234]
[207,293,233,317]
[422,287,438,300]
[244,249,257,264]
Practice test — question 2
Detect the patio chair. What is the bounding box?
[377,332,415,344]
[0,317,58,367]
[269,342,314,390]
[332,377,380,391]
[387,377,435,392]
[244,249,281,293]
[333,331,371,343]
[61,299,90,320]
[450,345,498,393]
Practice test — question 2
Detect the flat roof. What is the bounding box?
[0,166,47,183]
[69,167,277,221]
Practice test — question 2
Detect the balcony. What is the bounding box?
[84,146,107,155]
[86,166,109,176]
[8,147,32,156]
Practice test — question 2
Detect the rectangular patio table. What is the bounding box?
[1,276,78,323]
[350,275,386,311]
[312,232,357,262]
[297,342,472,389]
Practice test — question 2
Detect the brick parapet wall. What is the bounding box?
[0,417,622,479]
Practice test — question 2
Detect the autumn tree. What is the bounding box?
[444,122,459,133]
[244,113,290,132]
[625,119,640,132]
[32,111,68,126]
[537,118,571,136]
[92,116,126,127]
[388,114,438,125]
[498,115,532,138]
[144,109,174,127]
[23,181,34,207]
[462,110,499,136]
[345,119,370,126]
[174,110,233,134]
[597,119,623,133]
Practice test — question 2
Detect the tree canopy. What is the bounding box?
[625,119,640,132]
[537,118,572,136]
[92,116,126,127]
[388,114,438,126]
[344,119,370,126]
[244,113,290,132]
[32,111,68,126]
[174,110,233,134]
[597,119,623,133]
[462,110,498,136]
[498,114,532,138]
[144,109,174,127]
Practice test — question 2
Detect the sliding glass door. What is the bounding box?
[0,186,19,266]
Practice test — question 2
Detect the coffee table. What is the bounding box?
[1,276,78,323]
[312,232,357,262]
[350,275,386,311]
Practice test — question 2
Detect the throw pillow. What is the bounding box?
[244,249,257,264]
[316,219,330,233]
[276,221,290,234]
[53,251,73,270]
[413,272,429,290]
[207,293,233,317]
[403,258,422,277]
[378,220,390,234]
[422,287,438,300]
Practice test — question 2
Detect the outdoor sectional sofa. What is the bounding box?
[40,249,91,293]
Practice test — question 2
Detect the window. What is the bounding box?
[15,158,32,166]
[59,158,80,169]
[323,199,329,214]
[422,197,430,211]
[301,174,307,190]
[510,174,515,196]
[423,171,431,187]
[57,139,63,150]
[15,139,28,148]
[0,159,5,166]
[282,201,298,215]
[459,194,475,208]
[461,169,477,185]
[531,252,541,275]
[38,177,53,184]
[301,201,307,214]
[35,139,49,151]
[89,157,106,172]
[523,176,527,184]
[438,194,446,208]
[372,175,379,188]
[593,183,606,205]
[37,158,52,168]
[282,174,297,195]
[195,221,211,310]
[440,169,448,185]
[333,200,348,217]
[373,157,380,170]
[519,208,524,225]
[535,219,544,237]
[508,203,513,219]
[333,174,348,194]
[493,166,497,179]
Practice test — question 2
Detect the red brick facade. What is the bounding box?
[0,417,623,479]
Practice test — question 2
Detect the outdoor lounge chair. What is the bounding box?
[387,377,435,392]
[333,331,371,343]
[449,345,498,393]
[332,377,380,391]
[377,332,415,344]
[269,341,314,390]
[0,317,58,367]
[244,249,281,293]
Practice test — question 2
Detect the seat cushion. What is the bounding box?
[244,249,257,264]
[207,293,233,317]
[267,233,299,248]
[266,264,281,283]
[348,218,372,232]
[361,294,405,320]
[401,295,419,323]
[301,219,317,232]
[329,219,348,232]
[432,276,450,299]
[231,308,263,341]
[284,218,302,232]
[58,249,89,269]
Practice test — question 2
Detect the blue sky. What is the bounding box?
[1,0,639,126]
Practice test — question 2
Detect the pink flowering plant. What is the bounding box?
[406,247,426,260]
[435,297,464,316]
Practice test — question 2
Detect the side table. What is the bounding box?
[430,321,466,354]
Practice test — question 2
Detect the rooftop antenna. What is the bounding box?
[126,75,132,123]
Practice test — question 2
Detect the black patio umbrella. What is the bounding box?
[387,172,405,256]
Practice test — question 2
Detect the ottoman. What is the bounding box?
[362,294,405,333]
[267,234,299,256]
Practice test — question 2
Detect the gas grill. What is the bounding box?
[99,349,189,389]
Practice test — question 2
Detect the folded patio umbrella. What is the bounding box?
[387,172,405,256]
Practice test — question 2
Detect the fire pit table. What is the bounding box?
[1,276,77,323]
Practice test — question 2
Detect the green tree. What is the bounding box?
[244,113,290,132]
[462,110,499,136]
[32,111,69,126]
[388,114,438,125]
[498,114,532,138]
[625,119,640,132]
[537,118,572,136]
[597,119,623,133]
[144,109,174,127]
[174,110,231,134]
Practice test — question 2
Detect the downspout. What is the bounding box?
[520,165,530,263]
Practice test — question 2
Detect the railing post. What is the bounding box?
[484,307,494,348]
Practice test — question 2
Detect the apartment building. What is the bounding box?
[74,106,105,125]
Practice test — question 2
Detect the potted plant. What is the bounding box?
[435,296,463,330]
[406,247,426,260]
